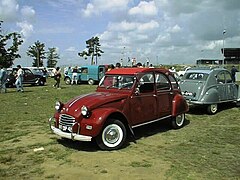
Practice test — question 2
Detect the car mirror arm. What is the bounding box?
[135,88,140,96]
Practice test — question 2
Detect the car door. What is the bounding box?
[80,67,88,81]
[130,73,158,126]
[225,71,238,100]
[216,71,227,101]
[23,69,35,84]
[155,72,173,117]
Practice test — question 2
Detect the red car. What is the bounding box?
[49,68,188,150]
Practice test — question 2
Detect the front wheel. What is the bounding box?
[207,104,218,114]
[96,119,127,150]
[88,79,95,85]
[172,113,185,129]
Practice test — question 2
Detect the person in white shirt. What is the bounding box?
[15,65,24,92]
[0,65,7,93]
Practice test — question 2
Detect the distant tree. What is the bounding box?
[47,47,59,68]
[26,40,46,67]
[0,21,24,68]
[78,36,104,65]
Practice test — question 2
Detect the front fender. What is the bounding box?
[172,94,189,116]
[80,108,123,137]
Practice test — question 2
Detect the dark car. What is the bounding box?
[6,67,46,87]
[49,68,189,150]
[179,67,240,114]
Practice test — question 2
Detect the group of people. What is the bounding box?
[0,65,24,93]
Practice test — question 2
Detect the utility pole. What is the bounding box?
[223,29,226,65]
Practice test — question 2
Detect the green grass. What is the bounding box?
[0,78,239,179]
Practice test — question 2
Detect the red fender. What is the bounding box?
[172,94,189,116]
[80,108,123,137]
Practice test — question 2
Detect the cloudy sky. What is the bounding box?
[1,0,240,67]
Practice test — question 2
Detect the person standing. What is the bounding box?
[231,65,239,83]
[15,65,24,92]
[53,67,61,89]
[0,65,8,93]
[71,66,78,85]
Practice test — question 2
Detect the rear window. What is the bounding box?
[182,72,208,81]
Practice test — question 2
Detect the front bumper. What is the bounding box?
[49,117,92,142]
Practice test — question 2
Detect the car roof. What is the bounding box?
[106,68,169,75]
[186,67,227,74]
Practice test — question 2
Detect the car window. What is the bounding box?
[81,68,88,73]
[155,73,170,91]
[138,73,154,93]
[99,75,134,89]
[168,74,179,90]
[225,71,233,83]
[217,72,225,84]
[183,72,208,81]
[24,69,32,75]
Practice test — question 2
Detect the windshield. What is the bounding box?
[182,72,209,81]
[99,75,135,89]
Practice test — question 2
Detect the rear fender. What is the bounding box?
[172,94,189,116]
[201,88,219,104]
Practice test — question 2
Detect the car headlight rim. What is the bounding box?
[55,101,62,111]
[81,105,89,116]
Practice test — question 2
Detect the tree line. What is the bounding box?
[0,21,104,68]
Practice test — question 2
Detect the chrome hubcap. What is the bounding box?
[103,125,120,144]
[176,114,184,126]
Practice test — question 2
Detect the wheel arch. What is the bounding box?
[105,112,134,139]
[172,94,189,116]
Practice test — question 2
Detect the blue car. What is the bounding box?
[64,65,106,85]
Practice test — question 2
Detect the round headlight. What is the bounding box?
[81,105,88,116]
[55,101,62,111]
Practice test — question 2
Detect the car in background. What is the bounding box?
[64,65,106,85]
[177,66,191,77]
[179,67,240,114]
[49,68,189,150]
[6,67,46,87]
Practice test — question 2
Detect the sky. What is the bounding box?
[0,0,240,67]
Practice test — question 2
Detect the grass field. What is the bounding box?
[0,78,239,179]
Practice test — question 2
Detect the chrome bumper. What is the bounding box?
[49,117,92,142]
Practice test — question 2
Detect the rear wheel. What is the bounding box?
[38,80,45,86]
[172,113,185,129]
[96,119,127,150]
[207,104,218,114]
[65,77,71,85]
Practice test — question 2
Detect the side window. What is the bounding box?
[155,73,170,91]
[225,72,233,83]
[24,69,32,75]
[168,75,179,90]
[139,73,154,93]
[217,72,225,84]
[81,68,88,73]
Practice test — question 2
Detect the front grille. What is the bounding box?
[59,114,76,132]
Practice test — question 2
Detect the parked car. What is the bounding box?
[177,66,191,77]
[6,67,46,87]
[49,68,189,150]
[179,67,240,114]
[64,65,106,85]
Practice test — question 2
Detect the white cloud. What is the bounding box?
[66,46,77,52]
[128,1,157,17]
[108,20,159,32]
[21,6,35,21]
[16,21,33,37]
[138,20,159,32]
[82,0,130,17]
[0,0,19,21]
[167,24,181,33]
